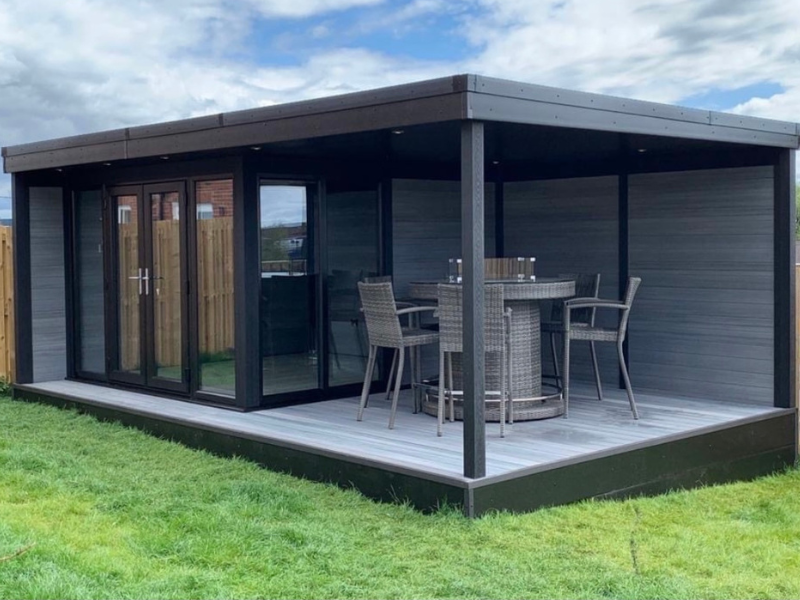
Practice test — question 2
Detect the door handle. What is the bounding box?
[128,268,142,295]
[143,268,150,296]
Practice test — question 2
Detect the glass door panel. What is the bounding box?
[259,183,318,397]
[115,192,143,379]
[195,179,236,395]
[147,189,185,385]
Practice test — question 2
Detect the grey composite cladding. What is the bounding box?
[503,176,620,385]
[628,166,774,405]
[30,187,67,383]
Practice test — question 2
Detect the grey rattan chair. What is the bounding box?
[357,281,438,429]
[542,273,603,400]
[562,277,642,420]
[362,275,419,404]
[437,283,512,437]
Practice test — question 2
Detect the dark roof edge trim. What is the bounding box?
[2,75,469,158]
[473,75,798,138]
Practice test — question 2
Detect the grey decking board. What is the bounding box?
[19,380,779,481]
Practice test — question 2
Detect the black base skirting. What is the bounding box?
[13,386,797,518]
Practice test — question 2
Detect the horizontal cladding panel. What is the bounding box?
[392,179,495,380]
[504,176,619,384]
[629,166,774,405]
[29,187,67,383]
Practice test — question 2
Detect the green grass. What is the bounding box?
[1,396,800,599]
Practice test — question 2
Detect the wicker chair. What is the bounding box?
[541,273,602,400]
[562,277,642,419]
[437,283,512,437]
[357,281,438,429]
[362,275,419,404]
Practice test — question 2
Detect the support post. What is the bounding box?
[774,149,796,409]
[234,155,262,408]
[12,173,32,384]
[461,120,486,479]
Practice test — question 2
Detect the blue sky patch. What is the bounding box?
[680,82,785,111]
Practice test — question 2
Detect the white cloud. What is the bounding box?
[1,0,799,208]
[464,0,800,106]
[244,0,384,18]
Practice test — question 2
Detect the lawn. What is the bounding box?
[1,395,799,599]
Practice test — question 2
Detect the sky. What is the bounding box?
[1,0,799,219]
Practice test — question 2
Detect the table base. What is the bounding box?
[421,390,565,422]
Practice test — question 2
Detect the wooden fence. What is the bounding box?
[0,227,13,382]
[119,218,234,370]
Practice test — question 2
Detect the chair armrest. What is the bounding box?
[396,306,438,316]
[394,301,417,309]
[564,298,626,311]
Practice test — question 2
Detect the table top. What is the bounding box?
[407,277,576,301]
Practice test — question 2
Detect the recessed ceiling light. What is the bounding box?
[103,162,112,166]
[492,160,500,165]
[637,148,647,153]
[55,168,63,172]
[250,146,262,151]
[391,129,405,135]
[159,155,170,160]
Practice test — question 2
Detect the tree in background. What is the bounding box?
[796,186,800,239]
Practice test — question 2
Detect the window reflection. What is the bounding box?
[196,179,235,395]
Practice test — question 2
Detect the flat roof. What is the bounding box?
[3,73,799,173]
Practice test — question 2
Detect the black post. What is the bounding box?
[12,172,32,384]
[494,167,504,258]
[774,149,796,409]
[63,186,76,379]
[461,120,486,479]
[234,155,262,408]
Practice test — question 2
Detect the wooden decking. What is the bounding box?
[18,379,782,480]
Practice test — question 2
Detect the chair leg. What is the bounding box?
[618,340,639,420]
[437,350,445,437]
[589,341,603,401]
[563,333,570,418]
[385,349,398,401]
[447,352,455,422]
[388,348,406,429]
[409,346,417,414]
[549,332,560,387]
[357,345,377,421]
[500,348,506,438]
[415,342,422,412]
[507,339,514,426]
[330,326,341,369]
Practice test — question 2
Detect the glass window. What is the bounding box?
[260,184,317,396]
[197,203,213,220]
[195,179,235,395]
[326,189,379,386]
[75,190,106,374]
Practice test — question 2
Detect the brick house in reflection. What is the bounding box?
[117,180,233,224]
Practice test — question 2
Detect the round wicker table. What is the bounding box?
[408,278,575,421]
